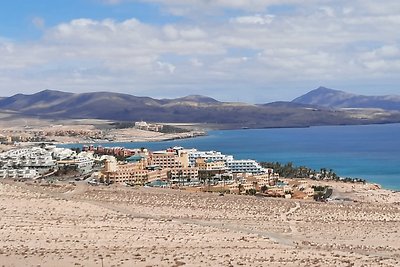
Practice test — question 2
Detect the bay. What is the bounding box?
[61,123,400,190]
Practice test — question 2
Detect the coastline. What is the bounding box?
[4,122,398,190]
[53,130,207,145]
[53,124,400,191]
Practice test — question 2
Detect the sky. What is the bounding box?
[0,0,399,103]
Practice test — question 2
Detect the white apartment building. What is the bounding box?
[57,155,94,174]
[51,148,76,160]
[0,168,38,179]
[188,150,234,167]
[74,156,94,169]
[0,147,55,168]
[187,149,266,175]
[226,159,266,174]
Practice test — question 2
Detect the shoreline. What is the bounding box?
[4,123,399,191]
[192,121,400,131]
[51,130,207,145]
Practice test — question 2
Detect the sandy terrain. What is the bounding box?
[304,179,400,204]
[0,180,399,267]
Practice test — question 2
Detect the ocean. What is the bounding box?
[60,123,400,190]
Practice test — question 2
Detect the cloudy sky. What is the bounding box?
[0,0,399,102]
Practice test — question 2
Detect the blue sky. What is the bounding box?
[0,0,400,102]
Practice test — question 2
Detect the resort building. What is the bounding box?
[195,158,227,171]
[0,168,38,179]
[250,171,279,186]
[57,155,94,173]
[188,150,234,167]
[51,148,76,160]
[226,182,256,193]
[225,159,266,174]
[188,149,267,174]
[0,147,56,170]
[169,167,199,181]
[100,158,167,185]
[135,121,163,132]
[149,148,189,169]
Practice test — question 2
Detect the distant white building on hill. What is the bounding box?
[135,121,163,132]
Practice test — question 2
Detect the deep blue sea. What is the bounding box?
[61,124,400,190]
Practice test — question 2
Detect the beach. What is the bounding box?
[0,179,399,266]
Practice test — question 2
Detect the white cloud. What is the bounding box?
[138,0,317,12]
[163,25,179,40]
[231,14,275,25]
[157,61,176,74]
[163,25,207,40]
[1,0,400,101]
[319,6,336,17]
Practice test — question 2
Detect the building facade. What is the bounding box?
[226,159,266,174]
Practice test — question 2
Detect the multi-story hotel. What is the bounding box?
[0,147,55,170]
[225,159,266,174]
[188,149,270,175]
[0,168,38,179]
[188,150,233,167]
[149,148,189,169]
[101,158,168,185]
[169,167,199,181]
[195,158,227,171]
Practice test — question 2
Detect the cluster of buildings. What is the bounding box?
[0,134,45,144]
[43,129,103,137]
[98,146,280,194]
[0,146,95,179]
[82,145,139,158]
[0,129,105,145]
[134,121,163,132]
[0,144,318,199]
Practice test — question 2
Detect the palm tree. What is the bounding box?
[260,185,268,193]
[221,174,230,186]
[238,183,243,195]
[320,168,327,179]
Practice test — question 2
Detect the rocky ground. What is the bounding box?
[0,180,399,266]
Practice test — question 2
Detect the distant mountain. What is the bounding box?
[172,95,220,104]
[293,86,400,110]
[0,89,73,111]
[261,101,319,109]
[1,89,400,128]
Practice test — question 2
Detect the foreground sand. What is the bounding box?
[0,180,399,267]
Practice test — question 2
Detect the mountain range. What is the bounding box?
[0,87,400,128]
[293,86,400,110]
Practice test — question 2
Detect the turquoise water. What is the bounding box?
[61,124,400,190]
